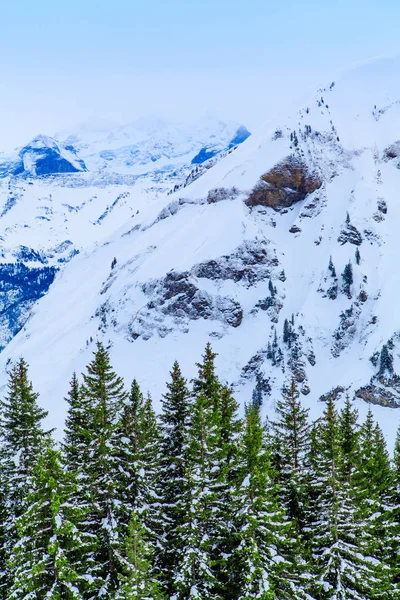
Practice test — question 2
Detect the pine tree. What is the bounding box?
[378,344,394,379]
[338,396,359,481]
[62,372,90,478]
[78,342,128,598]
[341,262,353,297]
[174,391,221,599]
[116,512,164,600]
[114,378,146,525]
[354,410,394,575]
[307,399,390,599]
[271,379,310,533]
[0,358,50,593]
[328,256,336,277]
[8,445,92,599]
[157,361,191,594]
[192,343,221,414]
[388,426,400,587]
[232,405,307,600]
[251,376,264,408]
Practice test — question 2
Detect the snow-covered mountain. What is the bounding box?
[2,57,400,444]
[0,118,249,355]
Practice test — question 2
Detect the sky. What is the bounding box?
[1,0,400,148]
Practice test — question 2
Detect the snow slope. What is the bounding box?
[2,57,400,445]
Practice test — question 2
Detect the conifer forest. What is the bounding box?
[0,342,397,599]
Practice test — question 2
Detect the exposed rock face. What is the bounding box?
[355,380,400,408]
[319,386,346,403]
[131,271,243,340]
[337,220,362,246]
[246,156,322,210]
[193,240,279,287]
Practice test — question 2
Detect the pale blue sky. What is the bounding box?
[1,0,399,147]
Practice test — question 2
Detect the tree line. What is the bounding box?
[0,342,398,599]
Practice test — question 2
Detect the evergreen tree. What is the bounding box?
[271,379,310,533]
[114,378,146,526]
[157,362,191,594]
[62,372,90,478]
[328,256,336,277]
[338,396,359,481]
[378,344,394,379]
[78,342,128,598]
[0,358,50,593]
[307,399,390,599]
[341,262,353,297]
[116,512,164,600]
[354,410,394,573]
[251,376,264,408]
[192,343,221,413]
[174,391,221,599]
[8,445,92,599]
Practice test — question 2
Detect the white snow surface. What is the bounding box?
[1,57,400,445]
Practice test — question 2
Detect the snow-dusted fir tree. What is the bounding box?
[157,361,191,594]
[62,372,90,477]
[116,512,164,600]
[192,342,222,414]
[271,379,310,533]
[0,358,50,594]
[353,410,394,581]
[232,404,308,600]
[114,378,146,528]
[79,342,128,598]
[8,445,93,600]
[337,396,360,481]
[307,399,391,599]
[187,345,242,597]
[174,389,221,600]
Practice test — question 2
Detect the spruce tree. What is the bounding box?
[62,372,90,479]
[174,391,221,599]
[307,399,390,599]
[271,379,310,533]
[8,445,92,599]
[116,512,164,600]
[78,342,128,598]
[0,358,50,593]
[354,410,394,579]
[338,396,360,481]
[232,405,307,600]
[157,361,191,594]
[192,343,221,414]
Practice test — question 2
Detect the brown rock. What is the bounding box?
[246,156,322,211]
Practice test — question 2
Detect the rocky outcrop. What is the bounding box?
[355,380,400,408]
[319,386,346,403]
[193,240,279,287]
[246,156,322,210]
[337,217,362,246]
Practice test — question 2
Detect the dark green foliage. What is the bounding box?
[341,261,353,296]
[271,379,310,532]
[116,512,164,600]
[157,362,191,593]
[78,342,128,597]
[1,348,400,598]
[378,344,394,378]
[0,358,50,593]
[8,446,92,599]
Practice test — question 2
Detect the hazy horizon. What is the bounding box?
[1,0,400,149]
